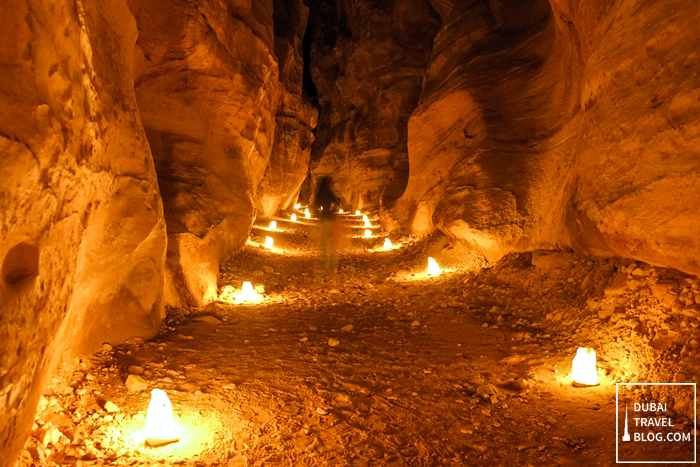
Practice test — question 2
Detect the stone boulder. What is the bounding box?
[0,0,166,463]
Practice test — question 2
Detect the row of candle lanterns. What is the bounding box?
[253,221,602,388]
[144,208,599,451]
[292,204,372,218]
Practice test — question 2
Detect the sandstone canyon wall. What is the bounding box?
[130,0,282,307]
[0,0,166,462]
[308,0,441,209]
[565,0,700,276]
[256,0,318,218]
[390,0,700,276]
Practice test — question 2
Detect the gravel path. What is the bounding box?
[20,213,697,466]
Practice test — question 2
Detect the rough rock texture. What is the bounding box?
[308,0,441,209]
[0,0,166,464]
[130,0,282,307]
[390,0,700,276]
[566,0,700,276]
[256,0,318,218]
[392,0,571,249]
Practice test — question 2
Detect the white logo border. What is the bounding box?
[616,382,696,464]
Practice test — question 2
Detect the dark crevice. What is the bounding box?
[302,18,319,111]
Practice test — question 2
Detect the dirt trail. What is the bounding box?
[21,214,697,466]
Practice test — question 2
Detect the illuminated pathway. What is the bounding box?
[26,213,696,466]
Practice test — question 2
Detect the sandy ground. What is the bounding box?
[19,212,698,466]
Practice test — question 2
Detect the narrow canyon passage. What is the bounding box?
[4,0,700,465]
[22,213,695,466]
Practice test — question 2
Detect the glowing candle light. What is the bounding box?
[270,221,277,230]
[305,208,310,215]
[144,389,180,447]
[427,257,441,275]
[362,214,368,222]
[364,219,371,228]
[264,236,274,249]
[295,203,301,210]
[305,211,311,219]
[291,214,297,222]
[384,238,392,249]
[572,347,599,386]
[241,281,258,302]
[339,209,343,214]
[364,229,371,238]
[355,210,361,216]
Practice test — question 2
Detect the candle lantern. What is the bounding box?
[427,257,441,275]
[144,389,180,447]
[572,347,599,386]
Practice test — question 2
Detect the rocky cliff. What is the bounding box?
[308,0,441,209]
[130,0,282,307]
[389,0,700,276]
[257,0,318,218]
[0,0,166,462]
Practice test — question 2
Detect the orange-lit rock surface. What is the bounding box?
[130,0,282,307]
[308,0,441,209]
[566,0,700,276]
[390,0,700,276]
[0,0,166,463]
[257,0,318,218]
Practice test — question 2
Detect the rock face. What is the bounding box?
[256,0,318,218]
[308,0,441,209]
[566,0,700,276]
[0,0,166,463]
[393,0,571,249]
[130,0,282,306]
[390,0,700,276]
